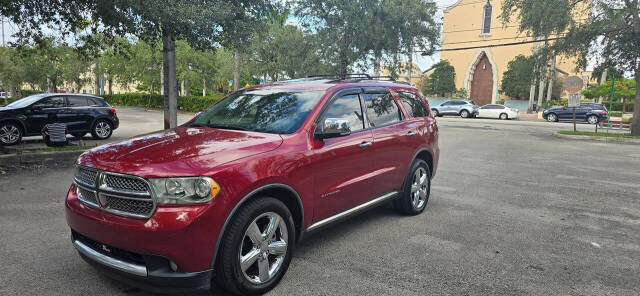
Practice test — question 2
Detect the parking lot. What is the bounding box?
[1,115,639,295]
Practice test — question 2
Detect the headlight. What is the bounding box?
[148,177,220,205]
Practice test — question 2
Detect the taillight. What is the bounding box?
[601,110,607,115]
[110,107,117,115]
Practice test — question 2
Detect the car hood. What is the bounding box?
[77,126,283,178]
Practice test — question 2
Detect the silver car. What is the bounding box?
[431,100,479,118]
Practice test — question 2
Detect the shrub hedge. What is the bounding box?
[600,101,635,112]
[100,93,223,113]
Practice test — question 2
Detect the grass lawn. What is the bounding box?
[558,130,640,139]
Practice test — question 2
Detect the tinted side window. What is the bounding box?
[398,92,427,118]
[68,97,89,107]
[363,93,401,127]
[322,94,365,132]
[33,96,66,108]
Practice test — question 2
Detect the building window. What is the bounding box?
[482,1,492,34]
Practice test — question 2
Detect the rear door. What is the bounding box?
[66,96,93,132]
[312,89,376,220]
[363,88,415,198]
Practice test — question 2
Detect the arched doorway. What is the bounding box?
[469,53,494,106]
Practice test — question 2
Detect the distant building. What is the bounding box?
[381,62,423,86]
[440,0,591,105]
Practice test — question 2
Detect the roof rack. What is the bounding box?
[368,75,396,81]
[307,73,372,80]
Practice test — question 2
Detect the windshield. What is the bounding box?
[6,94,47,108]
[189,89,324,134]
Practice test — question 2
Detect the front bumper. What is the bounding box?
[71,230,212,294]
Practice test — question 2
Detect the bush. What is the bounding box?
[601,101,635,112]
[100,93,223,113]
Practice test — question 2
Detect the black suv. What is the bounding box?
[543,103,608,124]
[0,93,119,145]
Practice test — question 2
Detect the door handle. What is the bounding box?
[406,131,417,137]
[359,141,372,149]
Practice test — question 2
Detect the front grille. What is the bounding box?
[76,186,98,205]
[74,166,156,218]
[75,167,98,187]
[103,174,149,194]
[101,194,154,217]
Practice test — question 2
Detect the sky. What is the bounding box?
[0,0,459,72]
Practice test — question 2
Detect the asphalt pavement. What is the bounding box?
[1,115,639,295]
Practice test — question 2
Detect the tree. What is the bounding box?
[583,78,636,112]
[501,55,536,100]
[501,0,640,135]
[422,60,456,97]
[1,0,274,129]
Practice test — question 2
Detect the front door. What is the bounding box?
[312,90,376,220]
[25,96,67,134]
[470,54,494,106]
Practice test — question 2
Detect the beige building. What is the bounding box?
[440,0,590,105]
[380,62,424,86]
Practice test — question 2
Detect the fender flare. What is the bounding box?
[210,183,304,269]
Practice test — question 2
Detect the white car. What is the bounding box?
[0,92,10,99]
[477,104,519,120]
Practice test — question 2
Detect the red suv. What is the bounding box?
[65,77,439,295]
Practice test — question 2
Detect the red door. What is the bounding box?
[311,91,376,220]
[361,90,419,198]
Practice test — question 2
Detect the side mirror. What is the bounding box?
[316,118,351,139]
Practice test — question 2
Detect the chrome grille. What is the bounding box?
[73,166,156,219]
[103,174,149,194]
[101,194,154,217]
[75,167,98,187]
[76,186,98,206]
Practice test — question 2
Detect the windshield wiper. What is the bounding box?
[207,124,249,131]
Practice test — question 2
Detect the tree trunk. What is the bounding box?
[233,49,240,91]
[181,80,185,96]
[632,66,640,135]
[537,71,546,111]
[160,63,164,95]
[408,48,413,85]
[108,78,113,95]
[162,28,178,129]
[373,52,381,77]
[545,55,556,101]
[202,78,206,97]
[528,77,536,113]
[94,65,100,95]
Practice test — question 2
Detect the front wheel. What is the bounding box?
[0,122,22,146]
[216,197,294,295]
[547,113,558,122]
[91,119,113,140]
[393,160,431,215]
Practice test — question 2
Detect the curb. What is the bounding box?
[0,150,85,166]
[553,132,640,144]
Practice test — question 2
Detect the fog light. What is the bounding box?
[169,260,178,272]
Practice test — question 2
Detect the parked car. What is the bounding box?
[65,77,440,295]
[431,99,479,118]
[477,104,519,120]
[543,103,608,124]
[0,93,118,145]
[0,91,11,99]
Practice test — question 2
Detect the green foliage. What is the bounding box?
[422,60,456,97]
[101,93,223,112]
[500,55,535,100]
[557,131,639,139]
[582,79,635,102]
[600,101,635,112]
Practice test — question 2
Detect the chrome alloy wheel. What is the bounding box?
[410,167,429,209]
[547,113,557,122]
[95,121,111,138]
[239,212,288,284]
[588,115,599,124]
[0,124,20,144]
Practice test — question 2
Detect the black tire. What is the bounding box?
[393,159,431,215]
[499,113,508,120]
[0,121,23,146]
[91,119,113,140]
[460,110,470,118]
[547,113,558,122]
[72,132,87,138]
[215,197,295,295]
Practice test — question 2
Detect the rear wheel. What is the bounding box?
[91,119,113,140]
[394,159,431,215]
[587,115,599,124]
[0,122,22,145]
[215,197,294,295]
[499,113,508,120]
[460,110,470,118]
